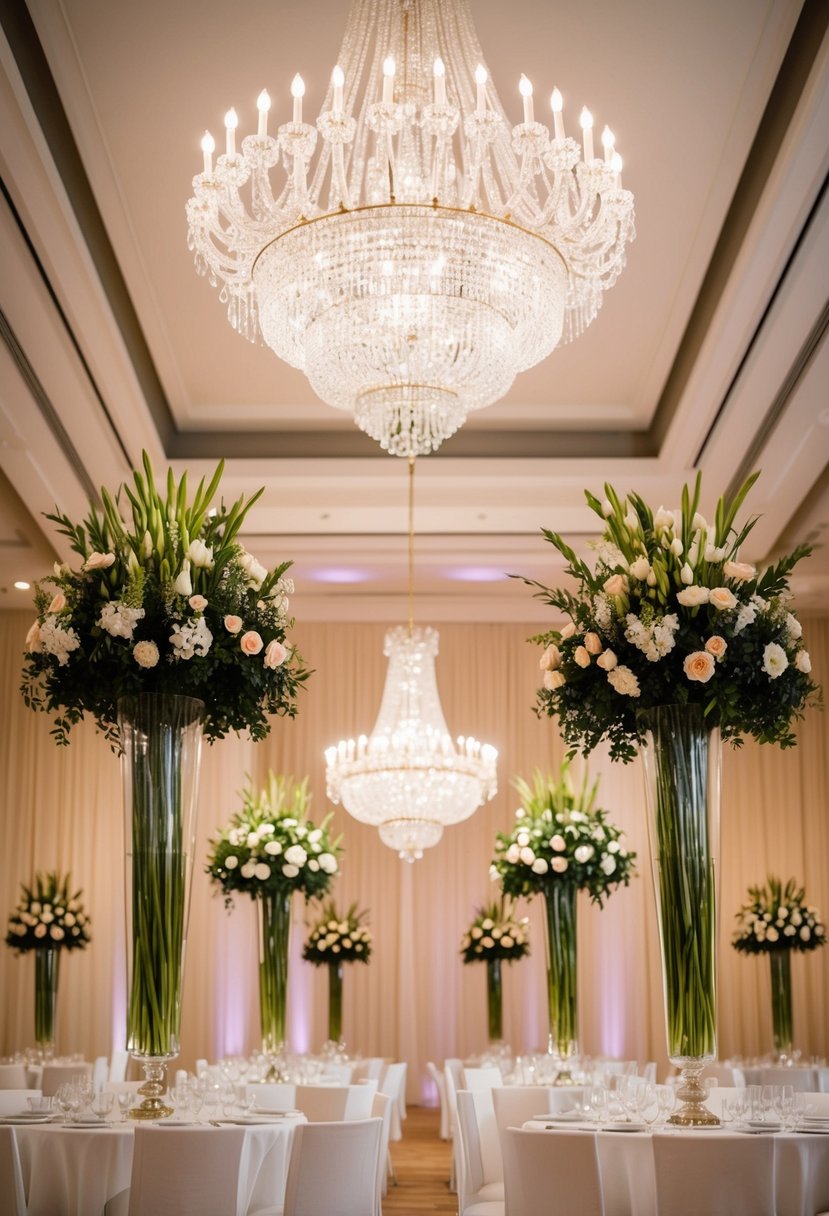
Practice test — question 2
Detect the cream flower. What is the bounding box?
[47,592,67,614]
[539,643,561,671]
[224,615,243,635]
[551,857,569,873]
[683,651,715,683]
[543,670,566,691]
[723,560,756,582]
[762,643,788,679]
[629,556,651,581]
[172,560,193,597]
[83,552,115,571]
[603,573,629,597]
[574,646,591,668]
[188,594,208,612]
[240,630,264,655]
[584,632,603,655]
[607,665,640,697]
[676,585,710,607]
[25,621,42,652]
[600,855,617,876]
[133,640,160,669]
[559,621,576,639]
[187,539,214,569]
[705,635,727,659]
[531,858,549,875]
[264,639,288,669]
[795,650,812,674]
[596,649,617,671]
[709,587,737,611]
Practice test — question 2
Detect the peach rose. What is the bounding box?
[574,646,591,668]
[559,621,576,640]
[539,643,561,672]
[709,587,737,611]
[263,639,287,669]
[596,649,618,671]
[240,630,264,655]
[584,632,603,655]
[25,621,42,652]
[723,560,756,582]
[188,594,208,612]
[224,615,243,635]
[705,635,727,659]
[543,670,566,691]
[683,651,715,683]
[83,551,115,571]
[47,592,66,614]
[603,574,629,597]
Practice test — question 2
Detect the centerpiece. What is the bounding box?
[207,774,340,1071]
[20,453,309,1117]
[460,900,529,1044]
[303,902,372,1047]
[733,876,826,1058]
[5,872,91,1055]
[522,472,818,1122]
[492,764,633,1073]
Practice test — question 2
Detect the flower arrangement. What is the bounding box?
[20,453,309,746]
[492,763,636,905]
[732,877,826,954]
[523,472,819,762]
[460,902,529,963]
[5,873,91,953]
[303,903,372,966]
[206,773,341,905]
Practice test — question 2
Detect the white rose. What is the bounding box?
[550,834,566,851]
[543,670,566,691]
[531,858,548,875]
[133,640,160,669]
[766,926,779,942]
[519,846,536,865]
[551,857,569,873]
[284,844,307,867]
[799,926,811,942]
[264,841,282,856]
[539,644,561,672]
[584,632,603,655]
[709,587,737,611]
[516,831,530,847]
[574,845,594,864]
[603,574,629,597]
[762,643,788,679]
[318,853,338,874]
[795,650,811,674]
[723,560,756,582]
[607,665,640,697]
[600,855,617,876]
[254,863,271,881]
[187,539,214,569]
[240,861,256,879]
[596,649,617,671]
[574,646,591,668]
[629,556,651,581]
[282,864,299,878]
[676,585,710,607]
[559,621,576,640]
[224,856,238,869]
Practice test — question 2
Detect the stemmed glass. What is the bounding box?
[91,1091,115,1122]
[587,1085,609,1126]
[116,1090,134,1121]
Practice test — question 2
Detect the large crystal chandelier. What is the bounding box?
[324,462,497,861]
[187,0,635,457]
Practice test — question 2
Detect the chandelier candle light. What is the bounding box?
[187,0,635,457]
[325,459,497,861]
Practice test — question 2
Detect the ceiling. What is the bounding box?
[0,0,827,623]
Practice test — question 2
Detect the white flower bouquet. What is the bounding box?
[20,453,309,745]
[460,902,529,964]
[524,472,819,762]
[5,872,91,953]
[206,774,341,905]
[732,878,826,955]
[303,903,372,966]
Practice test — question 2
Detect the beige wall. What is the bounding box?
[1,611,827,1099]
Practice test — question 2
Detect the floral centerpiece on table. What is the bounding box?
[461,900,529,1044]
[491,764,634,1063]
[524,472,818,763]
[5,872,91,1053]
[207,774,341,1059]
[5,872,91,954]
[20,452,309,746]
[733,877,826,1059]
[303,902,371,1045]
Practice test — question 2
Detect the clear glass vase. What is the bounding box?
[543,883,578,1078]
[638,703,721,1126]
[34,947,60,1056]
[328,961,344,1046]
[769,951,794,1058]
[486,958,503,1043]
[118,693,204,1119]
[259,889,292,1073]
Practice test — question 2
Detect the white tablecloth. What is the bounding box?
[13,1116,302,1216]
[525,1121,829,1216]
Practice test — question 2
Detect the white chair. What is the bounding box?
[245,1081,297,1110]
[701,1062,746,1087]
[294,1082,376,1123]
[800,1091,829,1115]
[0,1064,28,1090]
[702,1086,744,1118]
[372,1089,394,1204]
[426,1061,449,1140]
[104,1124,246,1216]
[501,1126,604,1216]
[491,1087,554,1147]
[93,1055,109,1091]
[444,1059,464,1192]
[455,1089,504,1216]
[760,1066,818,1092]
[652,1129,774,1216]
[39,1062,93,1096]
[378,1063,407,1141]
[0,1126,27,1216]
[462,1066,502,1091]
[320,1062,355,1085]
[282,1118,383,1216]
[351,1058,386,1084]
[109,1049,129,1082]
[0,1089,41,1115]
[818,1067,829,1094]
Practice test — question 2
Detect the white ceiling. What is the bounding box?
[0,0,827,621]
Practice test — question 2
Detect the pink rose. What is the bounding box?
[683,651,715,683]
[224,615,243,635]
[47,592,66,614]
[240,630,264,655]
[584,632,603,655]
[264,639,287,669]
[25,621,42,652]
[705,636,727,659]
[603,574,629,597]
[188,594,208,612]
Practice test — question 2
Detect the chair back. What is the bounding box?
[462,1066,502,1091]
[701,1063,746,1088]
[426,1062,449,1139]
[283,1118,382,1216]
[351,1057,385,1084]
[320,1063,355,1085]
[93,1055,109,1091]
[372,1090,394,1204]
[0,1126,27,1216]
[40,1062,93,1096]
[760,1066,818,1092]
[245,1081,296,1111]
[344,1081,377,1121]
[127,1125,245,1215]
[652,1130,774,1216]
[109,1050,129,1083]
[799,1091,829,1116]
[501,1126,604,1216]
[456,1088,503,1201]
[295,1082,375,1123]
[0,1064,28,1090]
[491,1087,555,1146]
[379,1063,407,1140]
[0,1089,41,1115]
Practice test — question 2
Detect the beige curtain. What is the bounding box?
[1,611,827,1100]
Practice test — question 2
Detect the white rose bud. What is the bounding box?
[584,632,603,655]
[187,539,214,569]
[574,845,594,864]
[550,834,566,852]
[531,858,548,875]
[254,863,271,881]
[630,556,650,581]
[600,855,617,876]
[172,559,193,597]
[551,857,569,873]
[519,846,536,865]
[596,649,617,671]
[795,650,811,674]
[559,621,576,639]
[574,646,591,668]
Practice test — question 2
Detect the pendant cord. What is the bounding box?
[408,455,415,635]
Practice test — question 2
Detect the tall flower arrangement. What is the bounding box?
[460,900,529,1043]
[20,452,309,745]
[303,902,372,1045]
[492,764,634,1063]
[733,877,826,1057]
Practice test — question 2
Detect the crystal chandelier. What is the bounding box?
[324,462,497,861]
[187,0,635,457]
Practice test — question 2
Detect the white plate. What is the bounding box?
[796,1124,829,1135]
[0,1114,52,1125]
[602,1122,647,1133]
[736,1127,779,1135]
[63,1120,110,1129]
[745,1121,782,1132]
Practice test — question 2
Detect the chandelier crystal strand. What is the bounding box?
[324,459,497,861]
[187,0,635,457]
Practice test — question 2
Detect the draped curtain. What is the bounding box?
[1,610,826,1099]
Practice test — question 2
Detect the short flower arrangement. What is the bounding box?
[732,877,826,955]
[460,903,530,963]
[526,472,818,763]
[303,903,372,965]
[206,774,340,905]
[20,453,309,745]
[5,873,91,953]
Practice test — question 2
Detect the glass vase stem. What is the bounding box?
[543,883,578,1066]
[328,961,344,1044]
[259,890,291,1055]
[770,951,793,1057]
[34,948,59,1054]
[486,958,503,1042]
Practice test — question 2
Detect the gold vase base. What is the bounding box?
[129,1098,173,1120]
[670,1063,720,1127]
[128,1057,174,1120]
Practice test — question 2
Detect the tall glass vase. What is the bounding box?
[769,951,793,1058]
[118,693,204,1120]
[328,961,344,1045]
[638,703,721,1126]
[258,889,292,1073]
[34,948,60,1057]
[486,958,503,1042]
[543,883,578,1078]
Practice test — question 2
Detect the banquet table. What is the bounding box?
[524,1120,829,1216]
[10,1114,303,1216]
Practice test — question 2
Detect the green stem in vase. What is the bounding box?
[34,948,59,1049]
[259,889,291,1052]
[543,883,578,1059]
[486,957,503,1042]
[328,961,344,1044]
[769,951,793,1055]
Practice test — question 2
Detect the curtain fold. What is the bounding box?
[1,611,826,1098]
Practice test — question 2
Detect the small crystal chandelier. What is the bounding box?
[324,461,497,861]
[187,0,635,457]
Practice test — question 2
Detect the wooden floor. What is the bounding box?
[384,1105,457,1214]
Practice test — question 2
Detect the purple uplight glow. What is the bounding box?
[307,568,372,584]
[214,913,254,1058]
[447,567,506,583]
[288,917,312,1053]
[597,937,627,1057]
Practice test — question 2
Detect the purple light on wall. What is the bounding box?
[307,568,371,584]
[214,913,253,1057]
[288,917,311,1053]
[446,567,506,582]
[596,941,626,1057]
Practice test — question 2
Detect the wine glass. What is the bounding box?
[91,1090,115,1121]
[760,1085,776,1123]
[588,1085,608,1126]
[116,1089,135,1121]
